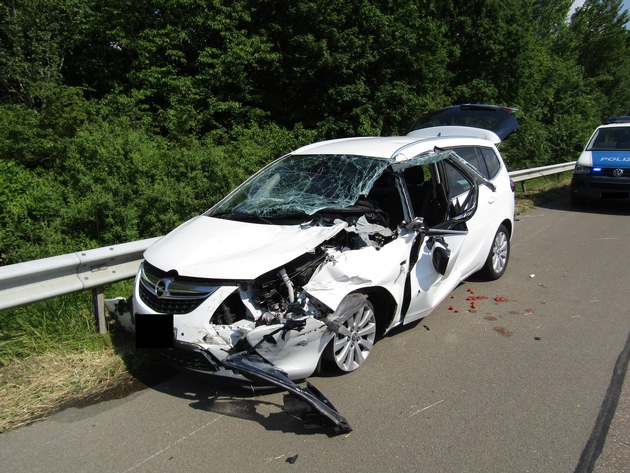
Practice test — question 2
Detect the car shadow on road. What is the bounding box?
[539,194,630,215]
[147,368,346,436]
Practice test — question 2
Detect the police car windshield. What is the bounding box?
[587,127,630,151]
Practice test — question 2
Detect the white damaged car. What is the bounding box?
[108,105,517,432]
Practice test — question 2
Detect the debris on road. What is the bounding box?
[493,327,513,337]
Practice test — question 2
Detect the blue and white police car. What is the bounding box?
[571,116,630,206]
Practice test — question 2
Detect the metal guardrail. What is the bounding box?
[509,161,576,191]
[0,237,161,333]
[0,161,576,332]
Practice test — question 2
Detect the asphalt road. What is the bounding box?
[1,196,629,473]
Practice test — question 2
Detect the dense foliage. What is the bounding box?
[1,0,629,264]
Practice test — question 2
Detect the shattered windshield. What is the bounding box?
[210,154,390,219]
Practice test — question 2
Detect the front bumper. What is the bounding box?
[571,173,630,200]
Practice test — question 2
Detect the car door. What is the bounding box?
[443,146,502,273]
[399,157,479,324]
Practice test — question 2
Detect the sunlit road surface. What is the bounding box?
[1,196,629,473]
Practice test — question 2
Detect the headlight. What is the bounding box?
[573,165,591,175]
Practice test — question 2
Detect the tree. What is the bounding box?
[0,0,90,109]
[570,0,630,116]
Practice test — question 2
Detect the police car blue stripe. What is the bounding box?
[591,151,630,168]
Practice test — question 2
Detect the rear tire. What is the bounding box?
[480,224,510,280]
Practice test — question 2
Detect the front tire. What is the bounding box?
[324,295,377,373]
[480,224,510,280]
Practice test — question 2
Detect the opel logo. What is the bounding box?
[613,168,624,177]
[155,278,172,298]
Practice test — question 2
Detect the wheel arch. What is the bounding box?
[353,286,398,338]
[501,217,513,239]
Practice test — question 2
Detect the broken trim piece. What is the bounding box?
[221,352,352,434]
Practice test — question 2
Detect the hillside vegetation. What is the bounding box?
[1,0,629,264]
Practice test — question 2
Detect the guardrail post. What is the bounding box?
[92,286,107,335]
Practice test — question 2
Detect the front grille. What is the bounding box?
[597,168,630,177]
[139,283,206,314]
[138,262,222,314]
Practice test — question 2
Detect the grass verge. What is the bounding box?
[514,172,572,214]
[0,284,169,433]
[0,172,573,433]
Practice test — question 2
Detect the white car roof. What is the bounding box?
[597,122,630,130]
[292,133,497,162]
[407,125,502,145]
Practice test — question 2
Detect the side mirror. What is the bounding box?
[432,246,451,275]
[574,144,585,152]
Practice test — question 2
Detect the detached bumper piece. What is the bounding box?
[158,341,221,373]
[222,352,352,434]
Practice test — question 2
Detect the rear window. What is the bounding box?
[480,147,502,179]
[449,146,502,180]
[450,147,488,178]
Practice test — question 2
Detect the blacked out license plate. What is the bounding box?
[135,313,174,348]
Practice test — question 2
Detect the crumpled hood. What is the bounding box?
[144,216,347,280]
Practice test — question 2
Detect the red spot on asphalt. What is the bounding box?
[494,297,507,302]
[484,315,497,321]
[493,327,512,336]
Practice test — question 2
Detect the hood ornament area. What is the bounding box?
[155,278,172,298]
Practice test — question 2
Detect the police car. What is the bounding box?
[571,116,630,206]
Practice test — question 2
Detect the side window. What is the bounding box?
[451,146,489,179]
[480,147,501,179]
[444,161,472,200]
[442,161,476,221]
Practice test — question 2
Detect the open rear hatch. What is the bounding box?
[409,104,519,141]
